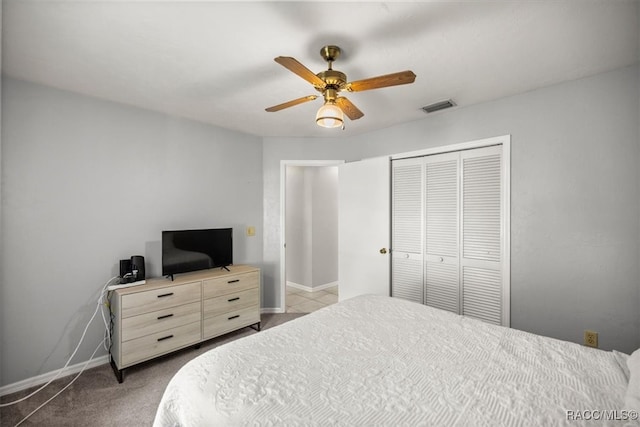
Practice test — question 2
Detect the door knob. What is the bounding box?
[379,248,387,254]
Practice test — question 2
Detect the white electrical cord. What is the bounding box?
[13,338,104,427]
[0,276,119,414]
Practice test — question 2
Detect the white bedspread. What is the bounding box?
[154,295,630,426]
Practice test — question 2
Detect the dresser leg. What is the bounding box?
[249,322,261,332]
[110,356,124,383]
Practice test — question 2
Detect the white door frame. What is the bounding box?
[279,160,345,312]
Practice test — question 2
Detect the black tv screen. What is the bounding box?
[162,228,232,278]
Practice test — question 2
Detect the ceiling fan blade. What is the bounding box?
[265,95,318,112]
[274,57,326,89]
[336,97,364,120]
[346,70,416,92]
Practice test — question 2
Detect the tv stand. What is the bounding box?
[109,265,261,383]
[166,274,174,281]
[221,266,230,272]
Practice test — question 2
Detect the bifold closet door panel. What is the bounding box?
[460,145,503,325]
[424,152,460,314]
[391,158,424,303]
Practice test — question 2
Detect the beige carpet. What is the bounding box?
[0,313,305,427]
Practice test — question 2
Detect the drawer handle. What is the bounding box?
[157,292,174,298]
[228,315,240,320]
[227,279,240,284]
[157,313,174,320]
[157,335,174,342]
[228,297,240,302]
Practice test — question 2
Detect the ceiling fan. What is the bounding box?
[265,45,416,128]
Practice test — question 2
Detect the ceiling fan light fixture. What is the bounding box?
[316,102,344,128]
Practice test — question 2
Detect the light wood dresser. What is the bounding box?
[109,265,260,382]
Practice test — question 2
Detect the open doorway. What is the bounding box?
[280,160,343,313]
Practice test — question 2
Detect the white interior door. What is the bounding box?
[338,157,390,301]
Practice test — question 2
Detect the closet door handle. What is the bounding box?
[379,248,387,254]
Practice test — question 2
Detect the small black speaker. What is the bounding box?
[119,259,132,278]
[130,255,145,280]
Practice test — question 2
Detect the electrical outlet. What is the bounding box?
[584,330,598,348]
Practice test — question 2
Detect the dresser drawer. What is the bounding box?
[121,321,201,367]
[203,305,260,340]
[203,288,259,320]
[203,271,259,299]
[121,282,201,318]
[122,301,201,342]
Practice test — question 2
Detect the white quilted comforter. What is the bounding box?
[154,295,629,426]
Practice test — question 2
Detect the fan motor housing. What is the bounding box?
[316,70,347,91]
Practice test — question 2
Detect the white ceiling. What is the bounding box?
[3,1,639,138]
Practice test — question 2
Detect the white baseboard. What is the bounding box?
[286,281,338,293]
[261,307,285,314]
[0,355,110,398]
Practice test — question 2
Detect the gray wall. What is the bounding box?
[285,166,338,289]
[637,5,640,321]
[310,166,338,287]
[0,3,4,388]
[285,166,307,286]
[1,63,638,387]
[263,64,640,354]
[0,77,263,386]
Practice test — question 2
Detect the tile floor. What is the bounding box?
[285,285,338,313]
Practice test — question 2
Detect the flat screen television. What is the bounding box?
[162,228,232,280]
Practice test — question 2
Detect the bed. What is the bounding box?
[154,294,638,426]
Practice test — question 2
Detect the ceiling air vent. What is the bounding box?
[421,99,456,114]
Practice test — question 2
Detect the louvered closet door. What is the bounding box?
[460,145,503,325]
[424,152,460,314]
[391,140,509,326]
[391,158,424,303]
